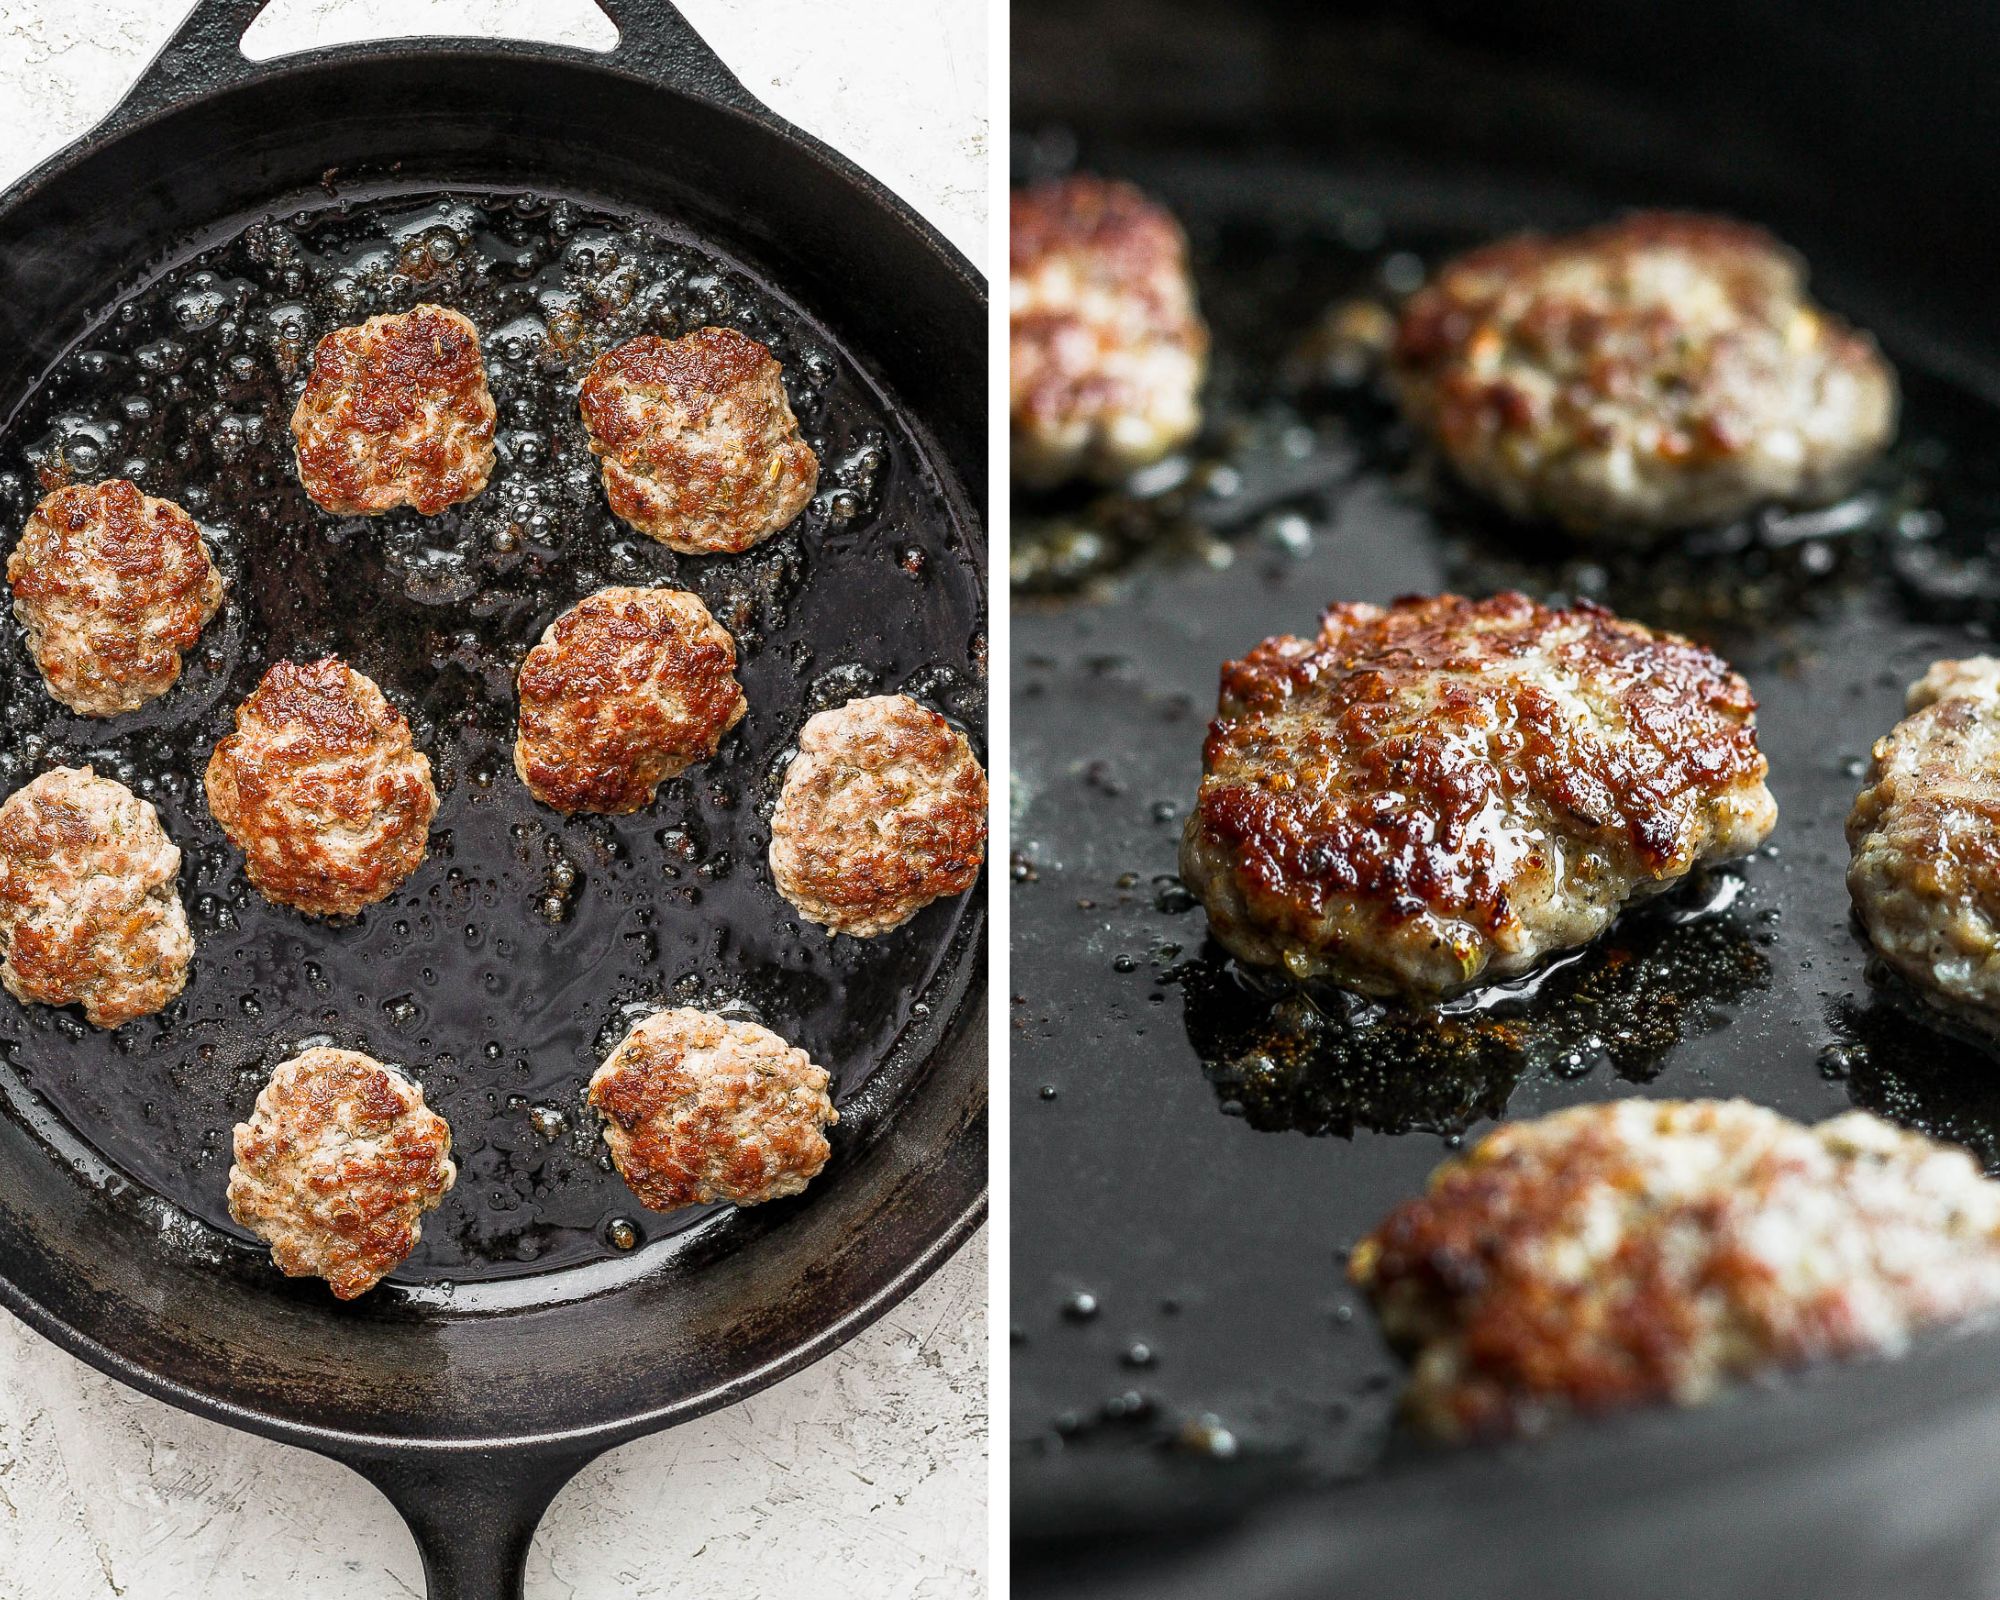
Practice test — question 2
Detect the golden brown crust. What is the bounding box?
[226,1048,455,1300]
[0,766,192,1028]
[1391,212,1897,532]
[1352,1100,2000,1438]
[577,327,818,553]
[1847,658,2000,1017]
[1183,592,1775,995]
[7,480,224,716]
[205,658,439,917]
[769,694,988,938]
[588,1008,837,1212]
[290,303,497,516]
[1009,175,1208,486]
[512,586,746,816]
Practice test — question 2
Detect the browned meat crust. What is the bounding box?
[1182,592,1775,995]
[769,694,988,938]
[578,326,818,553]
[1392,213,1896,533]
[0,766,192,1028]
[7,479,224,716]
[1010,175,1208,486]
[589,1007,837,1211]
[290,303,497,515]
[512,585,746,815]
[1848,658,2000,1019]
[1353,1099,2000,1438]
[227,1047,455,1300]
[205,658,439,917]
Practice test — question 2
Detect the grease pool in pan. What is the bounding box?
[0,185,986,1298]
[1010,191,2000,1503]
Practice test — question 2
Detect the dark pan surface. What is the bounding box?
[0,180,985,1302]
[1008,142,2000,1561]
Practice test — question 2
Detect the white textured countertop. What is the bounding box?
[0,2,988,1595]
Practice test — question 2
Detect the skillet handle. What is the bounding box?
[588,0,767,115]
[110,0,768,128]
[350,1447,602,1600]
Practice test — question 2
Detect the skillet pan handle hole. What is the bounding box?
[239,0,618,60]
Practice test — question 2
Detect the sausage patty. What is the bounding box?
[205,658,439,917]
[513,585,747,815]
[578,327,819,553]
[1848,657,2000,1021]
[1392,213,1897,534]
[589,1007,837,1211]
[0,766,192,1028]
[7,479,224,716]
[1180,592,1777,997]
[1352,1099,2000,1438]
[1010,175,1208,487]
[227,1047,455,1299]
[769,694,988,938]
[290,303,497,515]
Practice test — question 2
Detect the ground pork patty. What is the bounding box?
[226,1047,455,1299]
[769,694,988,938]
[577,326,818,553]
[290,303,497,515]
[205,658,439,917]
[1847,657,2000,1020]
[7,479,224,717]
[1181,592,1776,997]
[1391,212,1897,534]
[1351,1099,2000,1439]
[513,585,746,815]
[0,766,192,1028]
[1010,174,1208,487]
[589,1007,837,1211]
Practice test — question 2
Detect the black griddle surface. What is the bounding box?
[1010,153,2000,1540]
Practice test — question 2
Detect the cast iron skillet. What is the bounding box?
[1013,1,2000,1594]
[0,3,986,1596]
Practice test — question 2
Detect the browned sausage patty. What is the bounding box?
[589,1007,837,1211]
[1392,213,1897,533]
[1352,1099,2000,1439]
[513,585,747,815]
[1848,657,2000,1021]
[227,1047,455,1299]
[1010,175,1208,487]
[0,766,192,1028]
[290,303,497,515]
[578,326,818,553]
[7,479,223,716]
[205,658,439,917]
[769,694,988,938]
[1181,592,1776,997]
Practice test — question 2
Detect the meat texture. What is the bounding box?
[0,765,192,1028]
[1392,213,1897,533]
[589,1007,837,1211]
[513,585,746,815]
[770,693,988,938]
[1353,1098,2000,1437]
[205,658,438,917]
[7,479,223,716]
[1010,175,1208,486]
[1181,592,1776,997]
[578,326,818,553]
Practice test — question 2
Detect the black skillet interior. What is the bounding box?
[0,182,984,1293]
[0,3,985,1593]
[1013,1,2000,1591]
